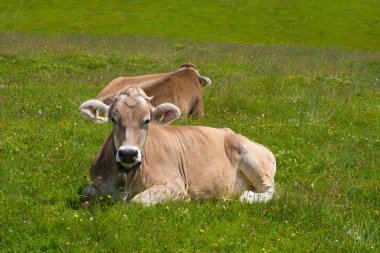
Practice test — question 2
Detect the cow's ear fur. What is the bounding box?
[152,103,181,125]
[79,100,110,124]
[198,75,212,87]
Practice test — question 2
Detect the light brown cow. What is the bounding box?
[96,63,211,118]
[80,87,276,205]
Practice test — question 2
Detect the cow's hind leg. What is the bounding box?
[237,140,276,203]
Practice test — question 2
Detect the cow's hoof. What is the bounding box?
[239,191,255,204]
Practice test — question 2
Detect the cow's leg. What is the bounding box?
[131,185,189,206]
[190,98,204,118]
[237,140,276,203]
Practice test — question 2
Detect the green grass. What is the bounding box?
[1,0,380,251]
[1,0,380,51]
[0,33,379,252]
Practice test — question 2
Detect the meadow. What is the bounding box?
[0,0,379,51]
[1,1,380,252]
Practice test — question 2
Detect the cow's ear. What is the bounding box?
[152,103,180,125]
[79,100,110,124]
[198,75,212,87]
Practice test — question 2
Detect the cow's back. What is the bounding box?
[96,68,204,117]
[97,72,172,105]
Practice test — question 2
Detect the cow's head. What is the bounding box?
[80,87,180,169]
[178,62,211,87]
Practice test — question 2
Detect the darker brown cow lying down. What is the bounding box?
[97,63,211,118]
[80,87,276,205]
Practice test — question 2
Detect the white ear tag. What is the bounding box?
[96,110,106,121]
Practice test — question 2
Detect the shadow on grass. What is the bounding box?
[64,184,116,211]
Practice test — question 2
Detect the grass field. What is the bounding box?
[1,0,380,51]
[1,1,380,252]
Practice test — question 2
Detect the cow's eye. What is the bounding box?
[144,119,150,125]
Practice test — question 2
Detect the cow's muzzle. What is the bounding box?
[116,146,141,166]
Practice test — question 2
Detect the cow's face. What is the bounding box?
[80,87,180,169]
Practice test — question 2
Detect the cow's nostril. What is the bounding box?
[129,149,138,158]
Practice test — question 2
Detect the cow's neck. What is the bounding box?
[113,168,139,201]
